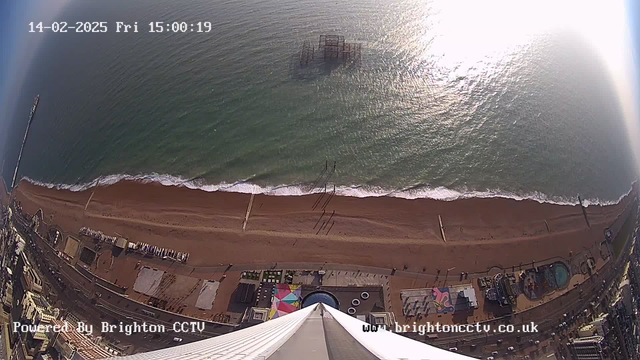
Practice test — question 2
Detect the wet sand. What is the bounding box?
[12,180,634,273]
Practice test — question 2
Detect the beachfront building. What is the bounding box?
[567,336,606,360]
[243,307,270,325]
[11,251,44,320]
[573,279,638,360]
[31,209,46,238]
[606,296,637,360]
[2,273,13,310]
[590,314,610,337]
[368,312,395,329]
[578,324,598,338]
[13,291,59,358]
[578,314,610,338]
[0,213,17,311]
[107,303,474,360]
[5,221,58,360]
[21,253,43,294]
[492,273,518,307]
[48,319,115,359]
[449,283,479,311]
[0,223,23,274]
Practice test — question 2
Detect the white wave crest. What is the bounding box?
[20,173,632,207]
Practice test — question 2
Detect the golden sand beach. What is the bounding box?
[12,180,632,273]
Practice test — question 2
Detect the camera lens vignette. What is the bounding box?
[1,0,640,359]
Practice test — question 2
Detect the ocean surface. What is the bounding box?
[2,0,637,204]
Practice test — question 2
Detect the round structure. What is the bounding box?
[301,291,339,309]
[553,262,570,288]
[360,292,369,300]
[351,298,361,307]
[347,307,356,315]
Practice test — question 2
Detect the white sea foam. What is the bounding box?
[20,174,631,207]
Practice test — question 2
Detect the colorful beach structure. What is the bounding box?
[479,273,519,307]
[400,285,478,316]
[269,284,302,319]
[521,261,571,300]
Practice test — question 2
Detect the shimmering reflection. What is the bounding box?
[7,0,636,204]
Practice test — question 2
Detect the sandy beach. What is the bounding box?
[12,180,633,273]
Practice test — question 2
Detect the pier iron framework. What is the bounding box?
[300,35,362,67]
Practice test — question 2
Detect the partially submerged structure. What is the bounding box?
[296,35,362,77]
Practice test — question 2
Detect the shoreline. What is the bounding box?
[21,173,634,207]
[11,179,636,273]
[11,177,636,334]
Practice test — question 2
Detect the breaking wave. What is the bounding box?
[21,173,632,207]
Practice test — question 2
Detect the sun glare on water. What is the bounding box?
[418,0,639,173]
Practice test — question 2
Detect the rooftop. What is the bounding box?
[52,320,113,359]
[31,293,50,309]
[570,335,604,344]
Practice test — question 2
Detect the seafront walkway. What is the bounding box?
[127,253,570,284]
[121,252,572,316]
[44,235,626,353]
[8,206,636,359]
[78,210,634,349]
[16,197,607,307]
[14,218,237,336]
[21,201,613,310]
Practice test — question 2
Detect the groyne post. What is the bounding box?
[321,186,335,210]
[438,215,447,242]
[85,178,101,211]
[312,186,326,210]
[242,193,255,231]
[578,195,591,228]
